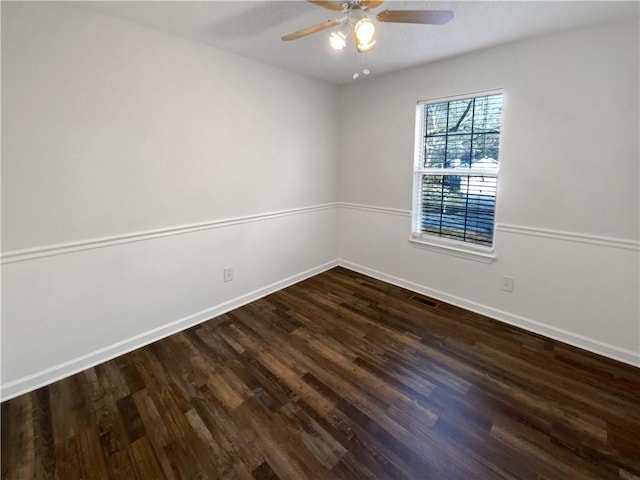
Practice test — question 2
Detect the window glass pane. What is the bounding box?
[419,174,496,246]
[425,103,448,136]
[447,99,474,134]
[424,136,446,168]
[471,133,500,168]
[445,134,472,168]
[473,94,503,133]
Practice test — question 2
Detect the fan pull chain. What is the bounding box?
[353,52,371,80]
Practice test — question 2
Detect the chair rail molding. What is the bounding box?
[337,202,639,251]
[1,203,339,265]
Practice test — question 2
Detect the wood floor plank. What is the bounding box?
[102,448,137,480]
[2,267,639,479]
[53,436,82,480]
[31,388,56,480]
[1,395,34,480]
[131,389,176,479]
[231,397,324,480]
[76,427,109,480]
[192,385,266,474]
[127,437,165,480]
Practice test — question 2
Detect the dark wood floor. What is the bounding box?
[2,267,639,479]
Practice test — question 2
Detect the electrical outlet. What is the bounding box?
[500,275,515,293]
[223,267,234,283]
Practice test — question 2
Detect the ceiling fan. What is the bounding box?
[281,0,454,53]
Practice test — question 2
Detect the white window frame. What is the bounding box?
[409,89,504,263]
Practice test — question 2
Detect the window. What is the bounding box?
[411,91,503,258]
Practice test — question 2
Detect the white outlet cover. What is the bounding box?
[500,275,515,292]
[223,267,234,282]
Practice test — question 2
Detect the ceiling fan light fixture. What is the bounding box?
[353,18,376,52]
[329,31,347,50]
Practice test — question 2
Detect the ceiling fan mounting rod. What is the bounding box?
[346,7,367,25]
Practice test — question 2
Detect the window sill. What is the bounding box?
[408,235,496,264]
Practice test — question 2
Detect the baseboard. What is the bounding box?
[338,260,640,368]
[4,257,636,401]
[0,260,339,402]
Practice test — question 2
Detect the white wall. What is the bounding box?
[1,2,339,399]
[338,19,640,365]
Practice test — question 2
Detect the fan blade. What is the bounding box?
[306,1,345,11]
[361,0,385,9]
[281,19,342,41]
[376,10,454,25]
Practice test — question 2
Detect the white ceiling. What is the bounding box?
[73,0,639,85]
